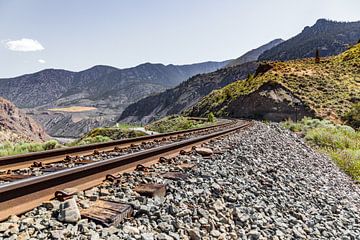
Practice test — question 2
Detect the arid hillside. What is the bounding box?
[0,97,49,143]
[187,43,360,122]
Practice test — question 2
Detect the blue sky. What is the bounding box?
[0,0,359,78]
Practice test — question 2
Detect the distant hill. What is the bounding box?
[0,61,229,137]
[259,19,360,61]
[226,39,284,67]
[187,43,360,123]
[0,61,229,109]
[0,97,49,143]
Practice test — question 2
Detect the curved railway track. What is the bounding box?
[0,121,232,170]
[0,120,251,221]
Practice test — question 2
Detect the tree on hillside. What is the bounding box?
[315,49,320,63]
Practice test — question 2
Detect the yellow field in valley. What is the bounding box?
[48,106,97,112]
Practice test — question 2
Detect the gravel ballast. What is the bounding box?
[1,121,360,239]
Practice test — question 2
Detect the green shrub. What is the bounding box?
[330,149,360,180]
[305,126,359,150]
[43,140,59,150]
[76,135,112,146]
[146,116,209,133]
[344,103,360,129]
[0,139,61,157]
[207,112,216,123]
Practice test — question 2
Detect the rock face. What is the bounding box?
[228,82,314,121]
[0,97,49,142]
[226,38,284,67]
[119,62,258,123]
[0,61,229,137]
[191,82,315,122]
[259,19,360,61]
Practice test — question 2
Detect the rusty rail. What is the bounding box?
[0,121,251,221]
[0,121,233,170]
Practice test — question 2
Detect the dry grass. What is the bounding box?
[48,106,97,112]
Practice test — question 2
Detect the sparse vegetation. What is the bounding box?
[73,135,112,146]
[283,117,360,180]
[0,140,61,157]
[145,115,213,133]
[69,127,146,146]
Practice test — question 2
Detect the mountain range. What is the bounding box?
[0,61,229,109]
[119,19,360,124]
[259,19,360,61]
[0,61,229,137]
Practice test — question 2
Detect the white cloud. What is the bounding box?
[38,59,46,64]
[4,38,44,52]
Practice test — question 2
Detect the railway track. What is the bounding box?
[0,121,232,171]
[0,120,251,221]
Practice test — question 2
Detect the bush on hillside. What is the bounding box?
[76,135,112,146]
[146,115,209,133]
[207,112,216,123]
[344,103,360,129]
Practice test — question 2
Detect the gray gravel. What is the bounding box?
[1,121,360,239]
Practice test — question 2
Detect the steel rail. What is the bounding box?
[0,121,233,170]
[0,121,251,221]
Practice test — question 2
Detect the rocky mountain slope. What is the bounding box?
[0,62,229,109]
[226,39,284,67]
[0,97,49,142]
[187,43,360,122]
[259,19,360,61]
[119,62,258,123]
[0,61,228,137]
[118,39,286,123]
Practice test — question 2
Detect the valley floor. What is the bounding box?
[1,122,360,239]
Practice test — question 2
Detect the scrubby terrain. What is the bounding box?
[187,43,360,122]
[145,116,213,133]
[71,125,146,146]
[283,118,360,181]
